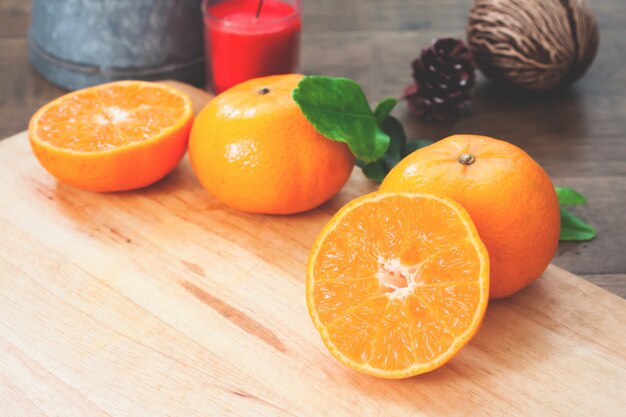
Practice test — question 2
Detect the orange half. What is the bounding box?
[28,80,193,192]
[306,192,489,378]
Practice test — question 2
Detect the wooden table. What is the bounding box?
[1,0,625,298]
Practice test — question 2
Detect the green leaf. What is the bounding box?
[404,139,434,155]
[554,186,595,241]
[560,207,597,241]
[374,98,397,126]
[361,160,388,183]
[556,187,587,205]
[381,115,406,167]
[292,76,390,162]
[357,115,407,181]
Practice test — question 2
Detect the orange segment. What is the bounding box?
[306,192,489,378]
[325,296,389,364]
[28,80,193,192]
[313,278,380,325]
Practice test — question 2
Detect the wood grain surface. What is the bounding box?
[1,82,626,415]
[1,0,624,296]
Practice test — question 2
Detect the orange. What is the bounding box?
[307,191,489,378]
[28,80,193,192]
[188,74,355,214]
[381,135,560,299]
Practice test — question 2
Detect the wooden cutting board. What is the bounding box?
[1,82,625,416]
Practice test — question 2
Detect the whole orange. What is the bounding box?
[189,74,355,214]
[380,135,560,299]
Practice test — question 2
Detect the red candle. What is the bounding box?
[203,0,301,93]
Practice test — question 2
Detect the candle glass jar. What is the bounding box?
[202,0,301,94]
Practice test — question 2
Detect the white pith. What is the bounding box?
[108,107,130,123]
[376,255,421,299]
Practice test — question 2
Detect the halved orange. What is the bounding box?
[306,192,489,378]
[28,80,193,192]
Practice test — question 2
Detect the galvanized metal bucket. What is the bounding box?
[28,0,205,90]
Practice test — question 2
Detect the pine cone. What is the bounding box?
[404,37,476,122]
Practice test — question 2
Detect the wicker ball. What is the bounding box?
[467,0,599,92]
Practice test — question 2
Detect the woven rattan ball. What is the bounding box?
[467,0,599,92]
